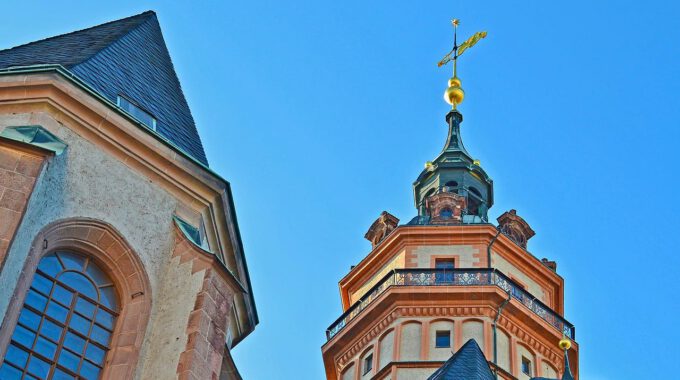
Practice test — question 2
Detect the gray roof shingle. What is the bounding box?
[0,11,208,165]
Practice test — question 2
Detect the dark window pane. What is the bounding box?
[435,331,451,348]
[99,287,117,311]
[25,289,48,312]
[27,355,51,378]
[91,325,111,346]
[85,263,111,287]
[37,253,63,277]
[34,336,57,360]
[69,314,91,336]
[85,344,105,365]
[52,368,76,380]
[40,318,63,342]
[52,285,74,306]
[56,252,85,271]
[18,308,41,328]
[63,332,86,354]
[57,349,80,372]
[95,309,115,330]
[75,298,96,318]
[32,274,54,295]
[46,302,69,323]
[5,344,29,367]
[58,272,97,300]
[12,325,36,348]
[79,360,100,379]
[0,363,22,380]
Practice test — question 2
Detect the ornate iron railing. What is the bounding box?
[326,268,575,341]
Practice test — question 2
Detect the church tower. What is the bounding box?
[322,21,578,380]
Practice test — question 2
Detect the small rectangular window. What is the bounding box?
[117,95,157,130]
[435,330,451,348]
[363,353,373,375]
[521,357,532,376]
[435,258,455,269]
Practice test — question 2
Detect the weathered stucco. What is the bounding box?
[137,255,204,379]
[0,111,213,377]
[396,367,436,380]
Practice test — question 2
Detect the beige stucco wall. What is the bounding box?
[399,321,421,361]
[516,344,535,380]
[0,112,207,378]
[461,320,485,352]
[350,249,405,304]
[497,328,511,373]
[492,251,547,303]
[341,363,356,380]
[413,244,481,268]
[379,330,395,369]
[395,367,437,380]
[428,320,454,361]
[541,360,558,378]
[137,255,205,379]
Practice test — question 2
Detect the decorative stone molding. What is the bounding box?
[541,258,557,272]
[364,211,399,248]
[497,209,535,249]
[426,190,467,224]
[173,225,237,380]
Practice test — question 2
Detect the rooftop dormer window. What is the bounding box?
[116,95,157,131]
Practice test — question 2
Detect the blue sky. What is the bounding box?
[3,1,679,379]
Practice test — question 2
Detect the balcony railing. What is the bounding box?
[326,268,575,341]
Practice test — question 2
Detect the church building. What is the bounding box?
[321,21,578,380]
[0,11,257,379]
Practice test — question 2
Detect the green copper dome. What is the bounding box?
[410,109,493,224]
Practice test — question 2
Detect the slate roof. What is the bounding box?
[428,339,495,380]
[428,338,574,380]
[0,11,208,165]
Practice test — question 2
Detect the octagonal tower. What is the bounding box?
[321,37,578,378]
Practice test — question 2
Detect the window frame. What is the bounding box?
[521,356,532,376]
[362,353,373,375]
[435,330,451,348]
[116,95,157,131]
[0,251,120,379]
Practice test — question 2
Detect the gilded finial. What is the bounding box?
[437,19,487,109]
[559,337,572,351]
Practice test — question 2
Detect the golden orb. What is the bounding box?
[444,76,464,107]
[558,338,572,350]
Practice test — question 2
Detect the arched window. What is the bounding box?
[0,251,119,380]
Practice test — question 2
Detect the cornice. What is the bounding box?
[0,70,259,328]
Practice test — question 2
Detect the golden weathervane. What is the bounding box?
[437,19,487,109]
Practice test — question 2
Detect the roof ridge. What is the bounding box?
[0,11,155,55]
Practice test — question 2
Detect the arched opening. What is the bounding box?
[467,187,483,216]
[440,208,453,219]
[444,181,458,193]
[0,218,152,380]
[0,251,119,379]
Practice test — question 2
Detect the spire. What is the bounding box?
[409,20,493,225]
